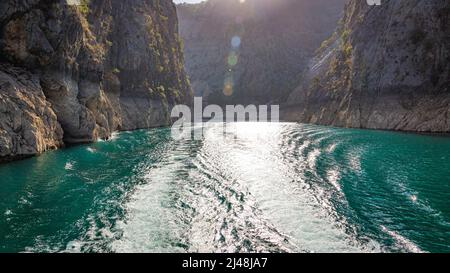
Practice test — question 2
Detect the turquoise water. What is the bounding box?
[0,123,449,253]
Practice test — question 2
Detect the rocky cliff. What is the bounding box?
[177,0,346,105]
[283,0,450,132]
[0,0,191,162]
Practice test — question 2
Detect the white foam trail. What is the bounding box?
[299,140,311,154]
[109,132,120,141]
[65,162,74,170]
[18,197,31,206]
[349,154,362,173]
[327,168,342,192]
[327,143,337,153]
[307,149,321,170]
[381,225,423,253]
[202,123,377,252]
[64,241,83,253]
[111,152,188,253]
[111,123,382,253]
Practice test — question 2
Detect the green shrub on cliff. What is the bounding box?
[79,0,91,16]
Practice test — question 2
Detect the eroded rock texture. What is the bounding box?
[0,64,63,162]
[283,0,450,132]
[0,0,191,161]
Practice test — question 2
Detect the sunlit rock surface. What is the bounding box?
[0,64,63,162]
[283,0,450,132]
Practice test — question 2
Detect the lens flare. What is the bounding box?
[223,73,234,97]
[223,84,233,96]
[231,36,241,48]
[227,52,238,66]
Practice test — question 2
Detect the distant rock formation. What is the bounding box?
[283,0,450,132]
[177,0,346,105]
[0,0,191,162]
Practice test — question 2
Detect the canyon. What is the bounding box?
[178,0,449,133]
[1,0,449,163]
[177,0,347,105]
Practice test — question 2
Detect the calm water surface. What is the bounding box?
[1,123,449,253]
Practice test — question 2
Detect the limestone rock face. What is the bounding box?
[0,0,191,161]
[0,64,63,162]
[87,0,191,131]
[177,0,346,105]
[283,0,450,132]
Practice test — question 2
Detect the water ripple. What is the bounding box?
[1,124,450,253]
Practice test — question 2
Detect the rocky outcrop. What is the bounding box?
[0,0,191,161]
[177,0,346,105]
[283,0,450,132]
[0,64,63,162]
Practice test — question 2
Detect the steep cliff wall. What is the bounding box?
[283,0,450,132]
[178,0,346,105]
[0,0,191,162]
